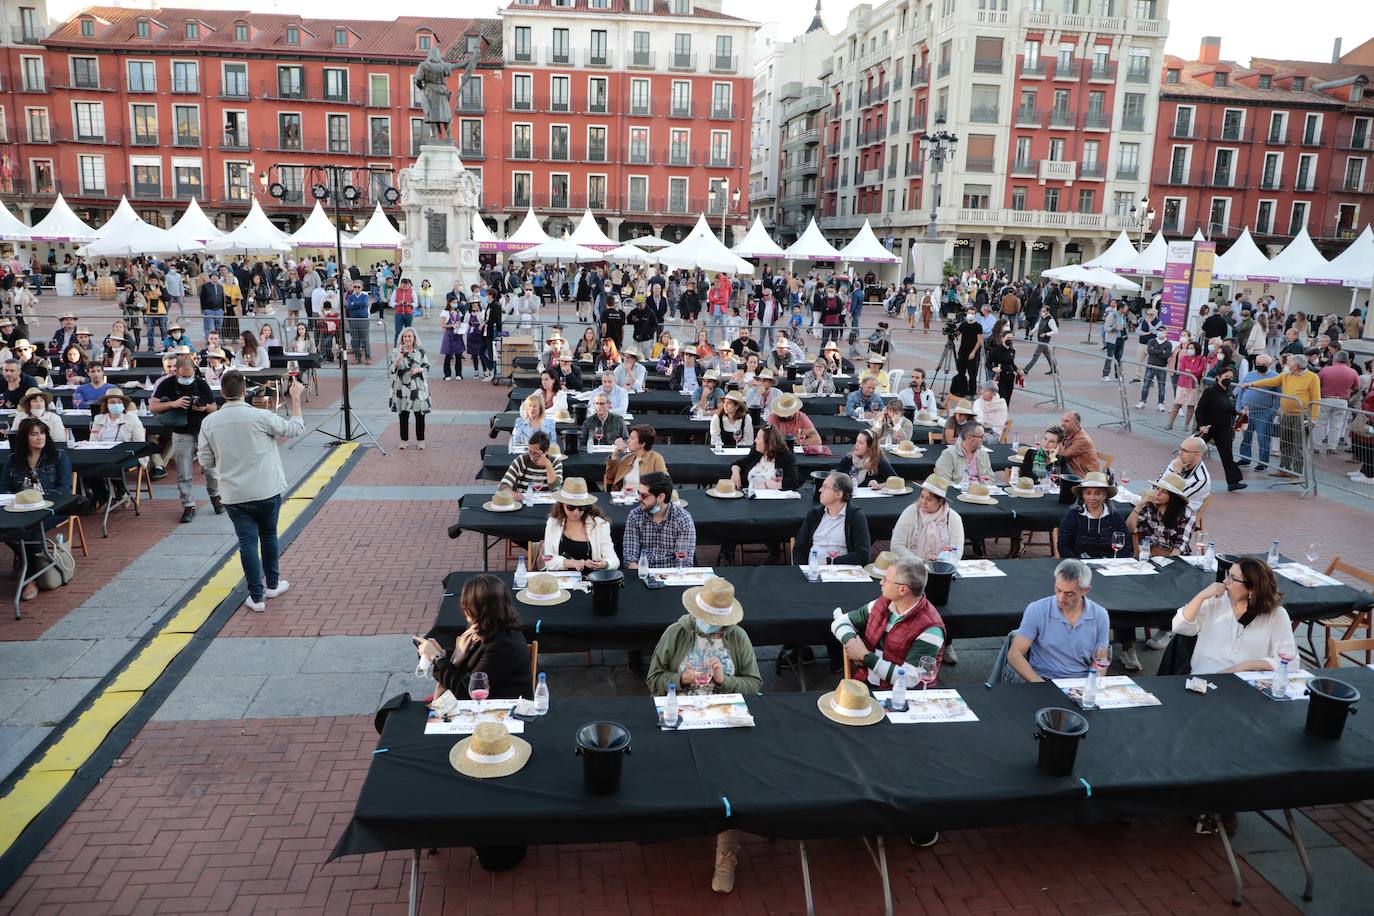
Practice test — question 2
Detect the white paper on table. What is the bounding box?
[1177,555,1214,569]
[651,567,716,587]
[523,493,557,506]
[60,409,89,416]
[875,689,980,724]
[711,447,750,456]
[423,700,525,735]
[1235,669,1314,701]
[1112,491,1143,506]
[817,565,869,583]
[1275,563,1343,588]
[0,494,14,505]
[655,693,754,730]
[571,391,593,402]
[1094,561,1159,577]
[69,441,122,450]
[1054,675,1162,709]
[955,559,1005,578]
[586,444,616,453]
[851,488,899,499]
[750,489,802,500]
[283,351,310,357]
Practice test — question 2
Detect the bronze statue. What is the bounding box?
[414,48,455,142]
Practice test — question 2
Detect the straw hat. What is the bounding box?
[0,317,14,328]
[76,326,93,336]
[1151,472,1188,498]
[482,489,521,513]
[891,440,923,458]
[915,409,939,424]
[822,340,840,353]
[865,549,898,579]
[59,311,77,321]
[518,572,571,605]
[879,475,912,495]
[671,488,689,507]
[554,477,598,506]
[817,678,885,726]
[5,489,53,513]
[100,390,137,413]
[547,407,575,423]
[621,347,642,361]
[557,351,574,362]
[865,354,886,366]
[756,368,776,382]
[682,345,698,357]
[449,721,532,779]
[545,442,563,458]
[958,482,999,505]
[702,369,721,383]
[772,393,803,418]
[1072,471,1118,501]
[20,387,54,407]
[12,338,33,351]
[919,475,951,500]
[682,575,743,626]
[1006,476,1043,498]
[707,478,743,499]
[206,348,228,361]
[547,333,566,344]
[722,390,747,407]
[952,399,976,416]
[168,321,185,332]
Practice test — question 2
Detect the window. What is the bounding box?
[715,35,733,70]
[1011,187,1027,210]
[587,77,608,113]
[1256,200,1274,235]
[1056,43,1074,70]
[369,116,390,155]
[512,172,531,208]
[550,124,569,160]
[324,68,348,102]
[30,159,53,194]
[132,163,161,198]
[78,155,105,193]
[1344,158,1365,191]
[277,66,304,99]
[633,0,651,10]
[1209,197,1230,235]
[127,60,155,93]
[552,28,570,64]
[136,19,150,39]
[1047,138,1065,161]
[633,31,651,66]
[226,162,252,201]
[512,124,532,159]
[1173,105,1194,136]
[551,75,570,112]
[673,0,691,12]
[25,108,49,143]
[172,61,199,93]
[286,26,299,45]
[173,105,199,146]
[711,131,731,167]
[1112,192,1134,216]
[961,184,991,209]
[1082,139,1100,168]
[466,35,480,55]
[234,23,249,42]
[1261,152,1281,189]
[222,111,246,148]
[1077,189,1096,213]
[1117,142,1139,178]
[74,102,105,140]
[630,79,650,116]
[1268,111,1287,144]
[131,104,157,145]
[629,127,649,163]
[1292,76,1305,90]
[1303,113,1322,145]
[335,27,347,46]
[327,114,349,152]
[1220,108,1244,141]
[1165,68,1180,84]
[80,18,94,37]
[1014,136,1031,165]
[674,34,692,69]
[589,30,607,66]
[1212,149,1236,187]
[1213,71,1228,87]
[514,26,532,61]
[970,84,999,122]
[1289,201,1309,235]
[1296,153,1316,191]
[460,119,481,155]
[174,164,202,198]
[588,174,607,209]
[671,81,691,117]
[459,75,483,112]
[513,74,532,110]
[1044,187,1060,211]
[712,83,733,118]
[1161,197,1184,232]
[1169,146,1190,183]
[587,126,607,161]
[1121,93,1145,130]
[369,74,390,107]
[216,64,247,99]
[277,165,304,203]
[670,128,689,164]
[1257,74,1272,90]
[669,176,689,213]
[1127,48,1150,81]
[550,173,569,208]
[185,21,198,39]
[628,175,648,210]
[279,113,302,150]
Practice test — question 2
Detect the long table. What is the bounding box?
[478,443,1016,487]
[430,558,1373,649]
[505,388,855,417]
[332,669,1374,913]
[488,411,873,446]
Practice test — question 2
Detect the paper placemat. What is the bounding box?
[655,693,754,730]
[649,567,715,587]
[750,489,801,500]
[1235,669,1313,701]
[955,559,1005,578]
[69,441,123,450]
[875,689,979,724]
[852,488,901,499]
[710,447,750,456]
[1095,561,1159,577]
[1275,563,1343,588]
[585,444,616,453]
[817,565,870,583]
[423,701,525,735]
[522,493,557,506]
[1054,675,1161,709]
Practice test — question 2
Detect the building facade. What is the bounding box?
[817,0,1169,276]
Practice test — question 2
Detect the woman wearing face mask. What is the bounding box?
[645,576,761,895]
[986,331,1021,405]
[1195,365,1246,491]
[1166,339,1209,431]
[85,391,147,505]
[16,389,65,442]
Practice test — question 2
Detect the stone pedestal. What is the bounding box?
[909,236,949,289]
[399,143,481,295]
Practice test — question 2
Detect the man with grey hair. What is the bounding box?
[1006,559,1110,683]
[580,391,626,448]
[1163,435,1212,512]
[150,354,219,523]
[1243,352,1321,478]
[831,556,945,689]
[795,471,870,568]
[595,370,629,414]
[1314,350,1360,455]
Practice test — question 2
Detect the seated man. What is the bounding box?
[0,359,38,410]
[613,348,647,393]
[623,471,697,569]
[934,423,993,484]
[767,393,822,447]
[1163,435,1212,512]
[554,351,582,391]
[746,368,777,411]
[1057,410,1100,478]
[74,363,118,409]
[580,392,627,449]
[795,471,870,566]
[669,345,702,395]
[498,431,564,502]
[595,371,630,414]
[1005,559,1110,683]
[844,377,885,419]
[831,556,945,689]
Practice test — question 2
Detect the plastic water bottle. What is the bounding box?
[1267,540,1280,567]
[1205,540,1216,572]
[663,684,679,727]
[1138,536,1152,563]
[534,672,549,714]
[807,547,820,581]
[890,666,908,712]
[940,545,958,565]
[513,555,528,589]
[65,427,75,446]
[1270,654,1291,700]
[638,551,649,580]
[1082,666,1100,710]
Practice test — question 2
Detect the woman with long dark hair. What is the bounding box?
[836,430,896,488]
[1,418,74,601]
[730,425,800,491]
[1172,557,1294,674]
[1126,472,1195,556]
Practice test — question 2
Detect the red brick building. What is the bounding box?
[1149,37,1372,254]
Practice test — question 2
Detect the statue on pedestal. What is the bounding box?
[414,49,455,142]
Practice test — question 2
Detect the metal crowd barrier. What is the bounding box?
[1310,401,1374,499]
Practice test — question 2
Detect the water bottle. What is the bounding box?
[1267,540,1280,567]
[514,555,528,589]
[1138,536,1152,563]
[65,427,75,446]
[1205,540,1216,572]
[663,683,679,727]
[1270,654,1291,700]
[1082,666,1100,710]
[940,545,958,565]
[889,665,908,712]
[533,672,549,714]
[638,551,649,580]
[807,546,820,581]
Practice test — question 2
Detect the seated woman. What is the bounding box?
[82,390,147,504]
[746,367,777,412]
[730,425,800,492]
[1019,426,1071,480]
[16,389,65,443]
[645,576,761,895]
[542,477,619,573]
[691,370,722,416]
[1,418,74,601]
[709,391,753,449]
[897,368,938,413]
[891,474,964,561]
[654,339,683,375]
[103,332,133,370]
[820,340,853,375]
[973,381,1009,440]
[233,330,270,370]
[1058,471,1139,670]
[1172,557,1295,674]
[511,393,558,447]
[869,399,913,448]
[712,344,739,377]
[649,329,675,362]
[836,430,897,488]
[604,423,667,493]
[1126,472,1196,556]
[692,329,715,365]
[288,321,316,354]
[573,327,600,362]
[802,358,835,395]
[55,344,88,386]
[794,471,871,566]
[593,337,620,374]
[536,369,569,416]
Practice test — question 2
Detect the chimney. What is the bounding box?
[1199,36,1221,65]
[1332,38,1342,64]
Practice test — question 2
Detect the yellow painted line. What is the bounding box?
[0,442,358,858]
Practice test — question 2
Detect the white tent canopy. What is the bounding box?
[344,204,403,250]
[503,207,551,250]
[79,217,201,257]
[91,197,141,241]
[784,218,843,262]
[1211,228,1276,282]
[569,211,618,251]
[837,219,900,264]
[27,195,98,243]
[473,212,499,249]
[0,201,32,241]
[1043,263,1140,291]
[1327,226,1374,288]
[289,202,348,248]
[1083,232,1140,270]
[1118,232,1168,277]
[204,198,291,254]
[1192,228,1207,242]
[166,198,224,246]
[628,235,672,249]
[731,216,787,259]
[1264,226,1342,285]
[657,215,754,275]
[607,243,654,264]
[510,237,606,263]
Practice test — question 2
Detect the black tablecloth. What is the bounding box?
[0,493,80,535]
[506,389,851,418]
[0,442,158,474]
[9,411,175,440]
[489,411,871,446]
[332,668,1374,859]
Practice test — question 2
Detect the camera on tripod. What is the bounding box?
[942,317,960,339]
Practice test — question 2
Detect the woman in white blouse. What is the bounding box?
[541,478,619,572]
[233,330,270,369]
[1171,557,1296,674]
[972,381,1009,440]
[16,389,65,443]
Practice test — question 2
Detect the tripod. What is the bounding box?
[930,334,958,399]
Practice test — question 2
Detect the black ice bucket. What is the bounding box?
[1305,677,1360,740]
[575,721,632,794]
[1057,475,1082,505]
[1034,707,1090,777]
[924,561,957,606]
[589,569,623,617]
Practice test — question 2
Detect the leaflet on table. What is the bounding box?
[523,493,557,506]
[1111,491,1143,506]
[423,700,525,735]
[1176,555,1215,569]
[711,447,750,456]
[586,444,616,453]
[815,564,869,583]
[749,490,801,500]
[1088,558,1159,577]
[649,567,715,587]
[69,441,122,450]
[655,693,754,730]
[1274,564,1343,588]
[1234,669,1314,701]
[875,689,980,724]
[1054,675,1162,709]
[955,559,1005,578]
[852,488,902,499]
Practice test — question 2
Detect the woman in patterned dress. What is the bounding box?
[390,327,432,450]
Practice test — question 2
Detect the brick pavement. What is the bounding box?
[0,714,1305,916]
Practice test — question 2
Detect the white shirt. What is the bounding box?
[811,506,848,557]
[621,456,642,492]
[899,388,938,412]
[1171,595,1296,675]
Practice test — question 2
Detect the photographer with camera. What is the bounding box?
[150,354,219,524]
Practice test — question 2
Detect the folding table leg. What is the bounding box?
[408,848,420,916]
[797,841,815,916]
[861,836,895,916]
[1215,817,1244,907]
[1258,808,1316,902]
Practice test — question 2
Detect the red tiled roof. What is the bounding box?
[1160,54,1346,107]
[47,6,503,63]
[499,0,748,23]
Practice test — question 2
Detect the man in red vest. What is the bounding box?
[831,557,946,690]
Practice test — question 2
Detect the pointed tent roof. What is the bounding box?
[28,195,98,242]
[345,204,403,249]
[1083,232,1140,270]
[510,237,607,263]
[608,243,654,264]
[79,217,202,257]
[0,201,31,241]
[658,215,754,275]
[166,198,224,246]
[289,202,347,248]
[569,210,618,251]
[784,217,843,261]
[1327,226,1374,288]
[1212,228,1277,282]
[837,220,901,263]
[1118,232,1168,277]
[503,207,551,251]
[1264,226,1342,285]
[204,198,292,254]
[92,197,141,240]
[629,235,672,249]
[731,216,787,259]
[473,212,499,251]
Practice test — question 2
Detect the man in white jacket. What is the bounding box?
[1022,305,1058,374]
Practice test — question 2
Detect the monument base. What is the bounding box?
[909,236,949,290]
[399,143,481,296]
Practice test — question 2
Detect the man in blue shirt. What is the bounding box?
[74,363,118,408]
[344,280,372,362]
[1237,353,1278,471]
[844,377,885,419]
[1006,559,1110,682]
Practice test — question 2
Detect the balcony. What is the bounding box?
[709,104,740,121]
[455,97,484,115]
[710,55,738,74]
[1115,165,1140,181]
[1155,167,1203,187]
[855,169,882,186]
[1040,160,1077,182]
[1259,176,1284,191]
[460,144,483,161]
[583,144,609,163]
[937,61,951,79]
[1054,60,1080,81]
[972,58,1004,76]
[1079,162,1106,180]
[1300,131,1323,147]
[1048,108,1076,129]
[1121,113,1145,131]
[582,48,610,67]
[13,26,46,44]
[969,106,1000,124]
[511,47,533,63]
[906,114,927,132]
[1086,62,1117,82]
[1125,66,1152,84]
[1022,10,1166,37]
[783,127,820,148]
[511,94,534,112]
[628,100,651,117]
[1265,129,1290,146]
[24,127,52,144]
[1340,132,1372,151]
[171,81,202,96]
[584,99,608,115]
[1021,59,1047,78]
[966,157,995,173]
[131,184,164,201]
[780,159,818,179]
[131,131,159,147]
[628,50,655,70]
[1333,177,1374,195]
[666,148,691,166]
[1082,111,1111,130]
[911,65,930,87]
[1014,107,1043,127]
[779,187,817,205]
[172,132,202,149]
[627,147,651,165]
[668,101,695,118]
[858,126,883,146]
[1211,127,1254,143]
[507,143,534,161]
[905,159,923,177]
[1011,158,1039,177]
[1171,124,1198,139]
[669,53,696,72]
[544,46,572,66]
[218,85,251,101]
[259,81,362,106]
[54,76,116,92]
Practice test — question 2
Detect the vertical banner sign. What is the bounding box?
[1159,241,1195,341]
[1188,242,1216,335]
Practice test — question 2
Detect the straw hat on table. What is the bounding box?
[482,489,521,513]
[957,482,998,505]
[707,478,743,499]
[553,477,597,506]
[818,678,885,726]
[450,721,532,779]
[1005,476,1042,498]
[5,489,53,512]
[517,572,570,606]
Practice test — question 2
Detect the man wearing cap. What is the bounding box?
[49,312,79,356]
[746,367,777,411]
[1006,559,1110,683]
[669,346,702,395]
[858,354,891,394]
[613,348,646,393]
[163,322,190,352]
[1057,410,1100,478]
[768,337,795,374]
[831,556,945,689]
[845,377,885,419]
[623,471,697,571]
[580,392,627,449]
[934,423,993,484]
[152,354,220,523]
[11,339,49,382]
[554,351,582,391]
[767,393,822,447]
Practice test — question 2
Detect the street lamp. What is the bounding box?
[919,121,958,241]
[1129,196,1155,248]
[717,179,740,242]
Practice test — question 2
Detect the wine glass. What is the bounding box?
[468,672,490,720]
[1304,543,1319,569]
[917,656,937,690]
[674,549,689,568]
[826,548,840,566]
[1194,530,1209,557]
[1093,644,1111,676]
[1111,531,1126,557]
[773,470,783,490]
[594,428,604,449]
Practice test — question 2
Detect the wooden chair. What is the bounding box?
[1000,425,1013,445]
[1193,494,1213,534]
[843,652,852,681]
[530,640,540,694]
[127,462,154,510]
[65,472,89,558]
[1315,558,1374,668]
[926,431,943,445]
